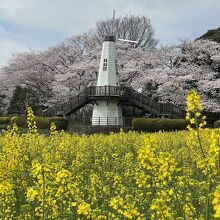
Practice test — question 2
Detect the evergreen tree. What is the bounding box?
[8,86,32,114]
[0,94,6,115]
[197,27,220,43]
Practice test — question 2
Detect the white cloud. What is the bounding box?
[0,39,25,66]
[1,0,220,37]
[0,0,105,34]
[0,24,40,67]
[0,0,220,66]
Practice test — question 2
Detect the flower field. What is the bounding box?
[0,92,220,219]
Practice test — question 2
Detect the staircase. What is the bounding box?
[121,87,185,118]
[42,86,185,118]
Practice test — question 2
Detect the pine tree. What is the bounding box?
[8,86,30,114]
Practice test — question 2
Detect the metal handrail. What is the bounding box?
[68,116,133,127]
[42,85,185,118]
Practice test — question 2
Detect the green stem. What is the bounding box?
[42,166,45,220]
[195,117,205,159]
[205,179,211,220]
[185,201,199,219]
[174,189,186,220]
[218,134,220,180]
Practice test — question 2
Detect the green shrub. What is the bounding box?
[0,124,8,130]
[132,118,189,132]
[10,116,19,125]
[10,116,27,127]
[132,118,159,132]
[50,117,68,130]
[214,120,220,128]
[0,117,10,124]
[10,116,68,130]
[158,119,189,131]
[35,117,51,129]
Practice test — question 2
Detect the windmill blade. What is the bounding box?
[118,38,138,44]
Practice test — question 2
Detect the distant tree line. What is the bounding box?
[198,27,220,43]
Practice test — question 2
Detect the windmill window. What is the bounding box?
[115,60,118,74]
[103,59,107,71]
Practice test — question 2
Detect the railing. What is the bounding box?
[42,85,185,118]
[68,117,133,127]
[124,86,185,118]
[92,117,122,126]
[87,86,124,97]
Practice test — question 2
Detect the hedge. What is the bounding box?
[35,117,51,129]
[50,117,68,130]
[132,118,189,132]
[10,116,68,130]
[0,117,10,124]
[0,124,8,130]
[10,116,27,127]
[214,120,220,128]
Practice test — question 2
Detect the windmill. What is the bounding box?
[91,36,138,126]
[92,35,123,125]
[91,11,139,126]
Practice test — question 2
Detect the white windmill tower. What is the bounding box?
[92,11,138,126]
[92,35,123,126]
[92,33,138,125]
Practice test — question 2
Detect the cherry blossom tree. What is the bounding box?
[150,40,220,112]
[95,15,158,49]
[0,33,219,113]
[1,50,56,105]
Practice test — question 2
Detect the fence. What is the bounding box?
[68,117,133,127]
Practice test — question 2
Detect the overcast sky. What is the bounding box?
[0,0,220,66]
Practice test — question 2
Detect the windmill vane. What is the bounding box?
[118,38,138,44]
